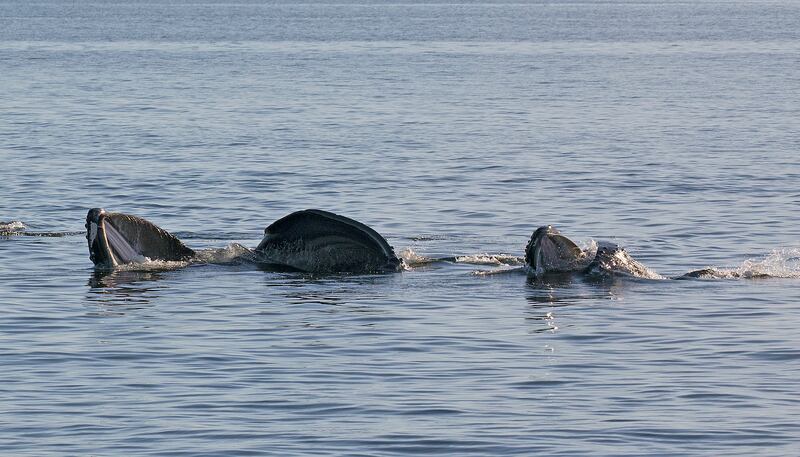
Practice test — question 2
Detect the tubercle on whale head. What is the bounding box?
[86,208,106,225]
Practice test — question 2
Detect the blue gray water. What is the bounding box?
[2,1,800,455]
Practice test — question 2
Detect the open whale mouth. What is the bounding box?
[525,225,592,275]
[86,208,147,268]
[85,208,195,269]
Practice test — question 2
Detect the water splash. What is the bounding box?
[454,254,524,266]
[113,259,190,272]
[194,243,256,264]
[471,267,525,276]
[0,221,26,233]
[398,247,430,266]
[690,248,800,279]
[110,244,255,272]
[398,247,524,268]
[738,248,800,278]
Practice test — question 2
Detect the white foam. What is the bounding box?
[685,248,800,279]
[454,254,524,266]
[471,267,525,276]
[398,247,430,266]
[0,221,26,232]
[114,260,189,272]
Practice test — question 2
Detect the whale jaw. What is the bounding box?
[86,208,116,268]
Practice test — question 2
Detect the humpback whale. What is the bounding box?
[86,208,195,269]
[255,209,402,273]
[525,225,662,279]
[85,208,401,274]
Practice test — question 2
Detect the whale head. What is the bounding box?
[86,208,195,269]
[585,242,662,279]
[525,225,591,275]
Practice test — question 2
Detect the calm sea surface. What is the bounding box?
[1,1,799,455]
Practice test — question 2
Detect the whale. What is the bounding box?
[85,208,402,274]
[255,209,402,273]
[86,208,195,269]
[525,225,662,279]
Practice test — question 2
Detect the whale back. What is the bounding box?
[255,209,401,273]
[103,212,195,263]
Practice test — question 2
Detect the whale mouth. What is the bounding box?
[86,208,148,268]
[525,225,592,275]
[85,208,196,269]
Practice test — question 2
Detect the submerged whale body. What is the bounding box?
[85,208,401,274]
[525,225,662,279]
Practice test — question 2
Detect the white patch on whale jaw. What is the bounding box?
[104,221,149,264]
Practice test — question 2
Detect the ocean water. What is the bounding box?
[1,1,800,455]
